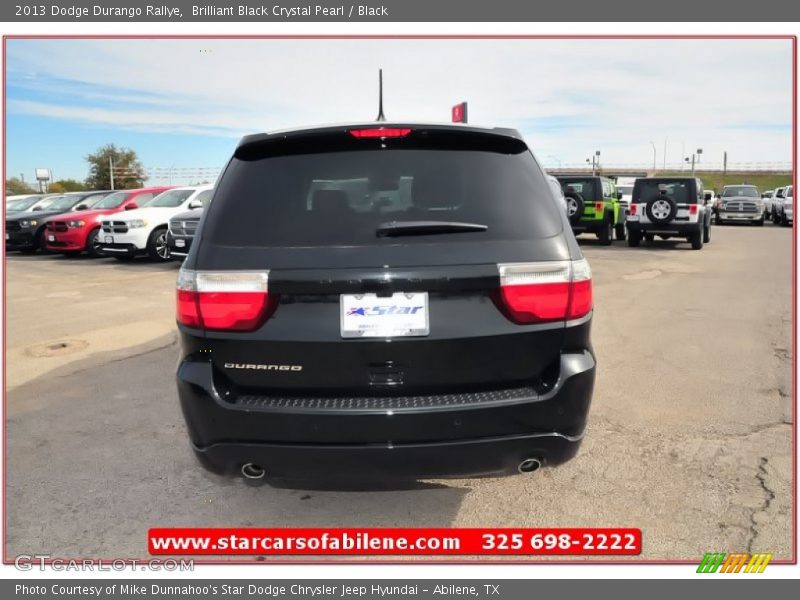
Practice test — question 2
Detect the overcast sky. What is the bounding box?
[5,38,794,184]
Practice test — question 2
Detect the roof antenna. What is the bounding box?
[376,68,386,122]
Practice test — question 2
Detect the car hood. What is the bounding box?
[169,208,203,223]
[104,206,185,223]
[5,209,77,222]
[48,207,124,223]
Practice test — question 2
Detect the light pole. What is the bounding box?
[663,137,668,170]
[650,141,657,173]
[685,148,703,175]
[586,150,600,175]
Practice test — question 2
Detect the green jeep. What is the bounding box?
[556,176,626,245]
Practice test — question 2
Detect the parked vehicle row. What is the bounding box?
[4,185,215,260]
[762,186,793,226]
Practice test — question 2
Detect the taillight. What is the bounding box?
[629,204,637,215]
[595,202,603,212]
[176,270,276,332]
[689,204,699,215]
[496,260,593,324]
[349,127,411,139]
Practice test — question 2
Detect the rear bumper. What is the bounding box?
[627,220,701,235]
[177,350,596,481]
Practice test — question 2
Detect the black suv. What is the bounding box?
[176,123,596,485]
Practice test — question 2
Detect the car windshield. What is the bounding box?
[148,189,195,207]
[723,187,758,198]
[45,195,90,212]
[786,186,793,197]
[92,191,132,209]
[634,180,694,204]
[559,179,595,197]
[618,186,633,195]
[6,196,40,211]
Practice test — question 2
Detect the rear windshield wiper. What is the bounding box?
[376,220,488,237]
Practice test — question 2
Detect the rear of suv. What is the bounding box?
[555,176,625,245]
[626,177,711,249]
[176,123,596,485]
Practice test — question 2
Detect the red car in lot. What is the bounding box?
[45,186,172,256]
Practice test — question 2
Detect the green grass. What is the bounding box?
[659,171,793,193]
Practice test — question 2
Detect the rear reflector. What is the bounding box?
[176,270,276,331]
[349,127,411,139]
[496,260,593,324]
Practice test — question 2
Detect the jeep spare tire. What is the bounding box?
[564,192,585,224]
[646,195,678,225]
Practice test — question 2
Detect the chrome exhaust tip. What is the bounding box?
[518,458,542,474]
[241,463,266,480]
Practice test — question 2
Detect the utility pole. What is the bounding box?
[663,137,668,170]
[109,156,115,190]
[650,141,656,174]
[723,151,728,176]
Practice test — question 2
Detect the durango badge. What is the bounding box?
[223,363,303,372]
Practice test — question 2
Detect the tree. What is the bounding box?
[5,177,36,195]
[49,179,87,193]
[85,144,146,190]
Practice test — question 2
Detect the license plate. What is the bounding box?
[104,236,113,243]
[47,235,55,242]
[340,293,429,338]
[175,239,185,248]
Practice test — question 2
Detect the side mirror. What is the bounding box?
[188,200,203,210]
[32,206,42,211]
[124,203,138,210]
[74,204,88,211]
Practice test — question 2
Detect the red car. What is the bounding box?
[45,186,172,257]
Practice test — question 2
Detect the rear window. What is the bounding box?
[633,180,696,204]
[204,130,562,247]
[723,186,759,198]
[558,179,597,198]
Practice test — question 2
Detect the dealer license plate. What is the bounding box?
[340,292,429,338]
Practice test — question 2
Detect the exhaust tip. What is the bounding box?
[241,463,266,480]
[518,457,543,474]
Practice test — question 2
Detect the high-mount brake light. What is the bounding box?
[349,128,412,139]
[176,270,276,332]
[495,260,593,324]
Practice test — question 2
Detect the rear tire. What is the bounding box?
[703,224,711,243]
[755,217,764,226]
[146,227,170,261]
[690,227,704,250]
[614,223,627,241]
[598,216,613,246]
[627,231,641,247]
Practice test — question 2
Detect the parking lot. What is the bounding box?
[4,223,793,561]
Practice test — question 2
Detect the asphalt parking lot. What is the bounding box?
[4,223,794,561]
